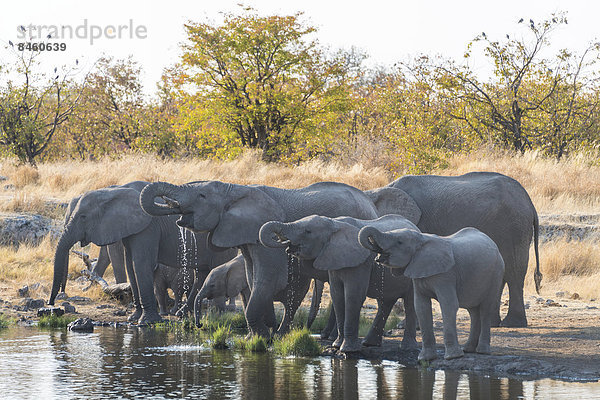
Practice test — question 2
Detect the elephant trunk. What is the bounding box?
[50,228,78,305]
[139,181,186,216]
[358,226,385,253]
[307,279,324,329]
[258,221,290,248]
[193,290,207,327]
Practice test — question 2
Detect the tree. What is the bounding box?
[0,45,83,165]
[181,10,342,160]
[438,14,579,153]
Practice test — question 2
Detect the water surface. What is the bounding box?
[0,326,597,399]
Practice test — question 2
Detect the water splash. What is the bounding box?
[178,227,198,304]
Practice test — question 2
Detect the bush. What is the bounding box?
[273,328,321,357]
[200,311,247,333]
[245,335,268,352]
[38,315,76,328]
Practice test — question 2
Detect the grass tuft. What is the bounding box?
[0,313,15,328]
[273,328,321,357]
[38,314,77,328]
[199,311,247,333]
[210,325,231,349]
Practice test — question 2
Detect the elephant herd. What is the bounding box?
[49,172,541,361]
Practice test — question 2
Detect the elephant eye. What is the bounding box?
[198,193,206,199]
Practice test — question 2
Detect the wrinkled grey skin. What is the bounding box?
[194,254,250,325]
[140,181,378,337]
[259,214,419,353]
[153,264,195,316]
[365,172,540,328]
[51,181,236,325]
[360,226,505,361]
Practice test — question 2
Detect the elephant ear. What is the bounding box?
[404,234,455,279]
[314,223,372,271]
[89,188,153,246]
[365,187,421,224]
[211,187,285,248]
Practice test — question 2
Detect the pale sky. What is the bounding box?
[0,0,598,96]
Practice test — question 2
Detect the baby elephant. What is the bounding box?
[153,264,194,316]
[359,226,504,361]
[194,254,249,326]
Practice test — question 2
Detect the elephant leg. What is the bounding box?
[362,297,394,347]
[415,291,437,361]
[463,307,480,353]
[400,292,418,350]
[125,233,162,325]
[436,289,463,360]
[499,247,528,328]
[124,246,142,323]
[153,275,169,316]
[108,241,127,284]
[245,283,274,337]
[92,246,111,278]
[491,281,505,327]
[501,277,527,328]
[277,274,311,335]
[320,304,337,340]
[477,298,495,354]
[339,265,370,353]
[240,288,250,313]
[328,274,345,349]
[212,296,227,313]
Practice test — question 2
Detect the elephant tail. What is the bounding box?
[533,211,542,294]
[307,279,324,329]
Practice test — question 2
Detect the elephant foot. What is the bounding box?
[340,339,362,353]
[137,311,163,326]
[400,337,419,351]
[159,311,169,317]
[500,314,527,328]
[418,347,438,361]
[463,342,477,353]
[444,346,464,360]
[476,343,491,355]
[127,308,143,323]
[361,335,382,347]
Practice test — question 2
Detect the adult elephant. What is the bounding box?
[50,182,237,324]
[365,172,540,327]
[139,181,379,337]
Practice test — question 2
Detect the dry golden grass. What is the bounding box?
[438,149,600,214]
[0,148,599,301]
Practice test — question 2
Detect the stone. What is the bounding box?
[17,286,29,297]
[37,307,64,317]
[21,298,45,310]
[68,318,94,332]
[0,213,60,247]
[113,309,127,316]
[66,296,92,303]
[96,304,113,309]
[55,292,68,301]
[571,293,580,300]
[102,283,132,304]
[61,302,76,314]
[555,291,566,298]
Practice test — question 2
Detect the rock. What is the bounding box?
[0,176,7,181]
[21,298,45,310]
[571,293,580,300]
[102,283,132,304]
[586,306,598,310]
[17,286,29,298]
[555,291,566,298]
[535,297,545,304]
[68,318,94,332]
[96,304,113,309]
[113,309,127,316]
[55,292,68,301]
[544,299,561,307]
[66,296,92,303]
[0,213,60,247]
[37,307,64,317]
[61,302,76,314]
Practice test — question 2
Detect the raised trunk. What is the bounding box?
[49,229,78,305]
[258,221,289,248]
[358,226,385,253]
[139,181,185,216]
